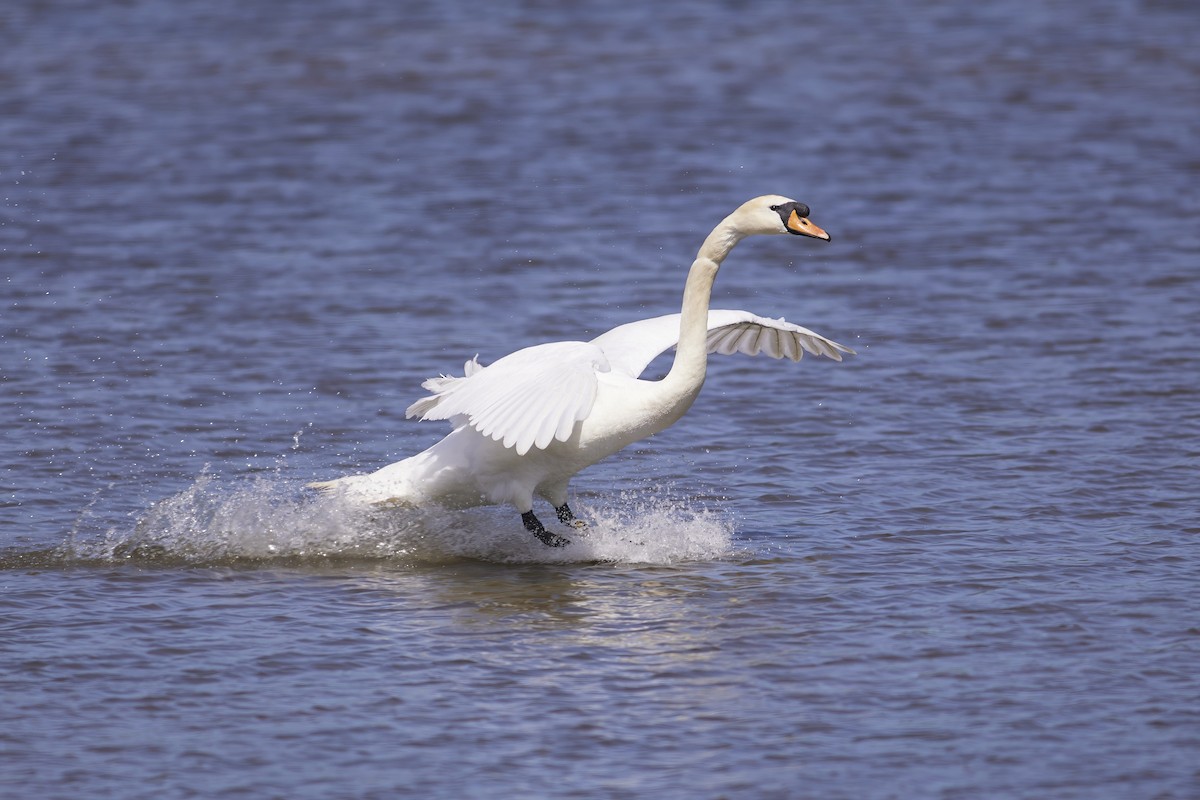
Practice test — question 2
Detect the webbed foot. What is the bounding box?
[555,503,588,529]
[522,511,571,547]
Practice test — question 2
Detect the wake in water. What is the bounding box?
[58,473,735,567]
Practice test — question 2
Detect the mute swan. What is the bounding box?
[310,195,854,546]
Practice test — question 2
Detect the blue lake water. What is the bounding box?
[2,1,1198,797]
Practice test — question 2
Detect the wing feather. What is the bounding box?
[407,310,853,453]
[779,327,800,361]
[406,341,607,454]
[590,309,854,376]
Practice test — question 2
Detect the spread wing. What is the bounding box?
[405,341,610,455]
[406,310,853,455]
[589,309,855,378]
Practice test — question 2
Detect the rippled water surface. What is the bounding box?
[3,1,1198,797]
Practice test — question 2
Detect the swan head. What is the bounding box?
[734,195,831,242]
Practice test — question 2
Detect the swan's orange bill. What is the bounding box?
[787,209,830,241]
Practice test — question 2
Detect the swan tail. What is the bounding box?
[306,474,421,509]
[306,475,365,492]
[307,477,419,510]
[306,453,436,507]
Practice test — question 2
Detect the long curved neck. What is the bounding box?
[663,213,747,393]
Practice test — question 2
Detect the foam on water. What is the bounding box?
[58,473,735,567]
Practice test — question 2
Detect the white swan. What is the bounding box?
[310,195,854,546]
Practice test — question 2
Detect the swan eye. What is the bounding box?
[769,205,780,212]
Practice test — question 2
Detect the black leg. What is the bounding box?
[555,503,588,529]
[522,511,570,547]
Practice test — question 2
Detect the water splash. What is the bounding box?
[55,473,735,568]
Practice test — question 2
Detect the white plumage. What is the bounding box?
[310,195,854,545]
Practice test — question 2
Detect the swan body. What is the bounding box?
[311,195,854,545]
